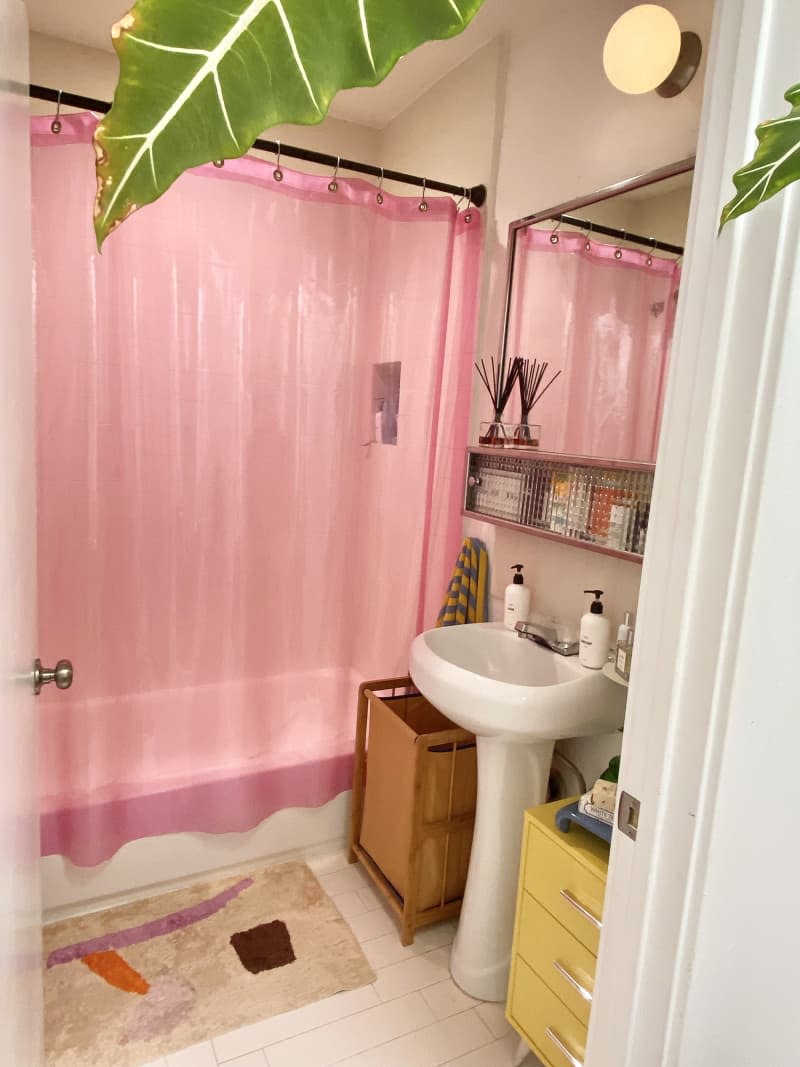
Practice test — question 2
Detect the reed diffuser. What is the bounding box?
[475,357,521,446]
[513,357,562,449]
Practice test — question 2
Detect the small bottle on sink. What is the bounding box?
[504,564,531,630]
[579,590,611,669]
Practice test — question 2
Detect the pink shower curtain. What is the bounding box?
[32,113,481,866]
[507,229,680,461]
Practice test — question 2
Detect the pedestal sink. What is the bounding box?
[409,621,625,1001]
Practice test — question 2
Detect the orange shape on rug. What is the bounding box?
[81,950,150,995]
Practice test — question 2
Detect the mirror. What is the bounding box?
[499,158,694,463]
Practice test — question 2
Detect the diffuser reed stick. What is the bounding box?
[475,357,521,446]
[514,358,562,447]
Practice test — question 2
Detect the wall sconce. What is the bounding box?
[603,4,702,98]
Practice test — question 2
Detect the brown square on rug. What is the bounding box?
[230,919,296,974]
[43,861,376,1067]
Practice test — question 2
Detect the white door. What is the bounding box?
[589,1,800,1064]
[0,2,44,1064]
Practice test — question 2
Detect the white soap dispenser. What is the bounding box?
[579,589,611,669]
[504,564,531,630]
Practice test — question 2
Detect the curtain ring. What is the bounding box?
[212,159,224,168]
[328,155,340,193]
[418,177,429,212]
[464,189,473,224]
[646,237,657,266]
[455,186,467,211]
[584,222,593,251]
[51,89,63,134]
[614,230,625,259]
[376,166,384,205]
[273,140,283,182]
[549,218,562,245]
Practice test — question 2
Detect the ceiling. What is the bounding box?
[24,0,509,129]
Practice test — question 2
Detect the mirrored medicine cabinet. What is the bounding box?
[465,159,695,560]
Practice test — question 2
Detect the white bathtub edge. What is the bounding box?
[42,790,351,922]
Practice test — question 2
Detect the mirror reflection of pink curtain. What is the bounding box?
[32,113,481,866]
[508,229,680,461]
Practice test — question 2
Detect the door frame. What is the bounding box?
[588,1,800,1062]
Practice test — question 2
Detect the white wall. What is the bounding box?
[379,0,713,781]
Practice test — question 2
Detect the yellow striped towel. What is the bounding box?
[437,538,489,626]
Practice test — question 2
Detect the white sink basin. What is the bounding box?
[410,621,624,741]
[409,622,625,1002]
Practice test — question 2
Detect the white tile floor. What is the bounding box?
[138,849,543,1067]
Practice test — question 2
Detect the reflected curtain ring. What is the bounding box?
[419,177,429,212]
[328,156,340,193]
[376,166,384,205]
[273,140,283,182]
[51,89,63,134]
[549,218,562,245]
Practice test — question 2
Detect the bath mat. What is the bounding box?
[44,861,375,1067]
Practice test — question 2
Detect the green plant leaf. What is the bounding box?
[94,0,485,247]
[719,82,800,231]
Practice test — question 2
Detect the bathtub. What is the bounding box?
[40,667,360,870]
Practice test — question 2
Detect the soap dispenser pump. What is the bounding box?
[504,564,531,630]
[579,589,611,669]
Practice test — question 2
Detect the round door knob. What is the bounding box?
[33,658,73,695]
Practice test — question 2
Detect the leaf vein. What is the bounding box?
[357,0,377,74]
[447,0,465,23]
[272,0,323,114]
[126,33,210,57]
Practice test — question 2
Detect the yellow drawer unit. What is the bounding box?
[516,892,596,1027]
[506,799,610,1067]
[509,956,587,1067]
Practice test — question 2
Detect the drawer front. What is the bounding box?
[525,824,605,955]
[517,891,595,1027]
[508,955,587,1067]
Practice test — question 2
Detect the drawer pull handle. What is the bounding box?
[559,889,602,930]
[553,959,593,1003]
[545,1026,584,1067]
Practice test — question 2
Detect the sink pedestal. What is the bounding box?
[450,735,554,1002]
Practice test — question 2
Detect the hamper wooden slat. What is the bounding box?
[348,677,477,945]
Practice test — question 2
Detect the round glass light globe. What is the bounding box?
[603,5,682,94]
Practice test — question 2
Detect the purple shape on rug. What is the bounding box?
[47,877,254,968]
[121,972,197,1044]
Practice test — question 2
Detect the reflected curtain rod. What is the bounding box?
[552,212,684,256]
[28,83,488,208]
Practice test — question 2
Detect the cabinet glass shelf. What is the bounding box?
[463,447,655,563]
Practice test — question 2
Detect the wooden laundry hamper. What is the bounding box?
[348,677,477,945]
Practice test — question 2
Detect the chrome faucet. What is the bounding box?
[515,619,579,657]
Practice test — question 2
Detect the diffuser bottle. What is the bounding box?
[504,564,531,630]
[579,589,611,669]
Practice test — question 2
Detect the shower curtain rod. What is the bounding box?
[552,212,684,256]
[29,83,488,208]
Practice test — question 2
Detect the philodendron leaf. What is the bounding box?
[94,0,485,247]
[719,82,800,231]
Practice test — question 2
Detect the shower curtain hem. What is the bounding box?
[40,752,354,868]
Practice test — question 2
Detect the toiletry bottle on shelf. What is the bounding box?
[614,611,635,681]
[579,589,611,669]
[504,564,531,630]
